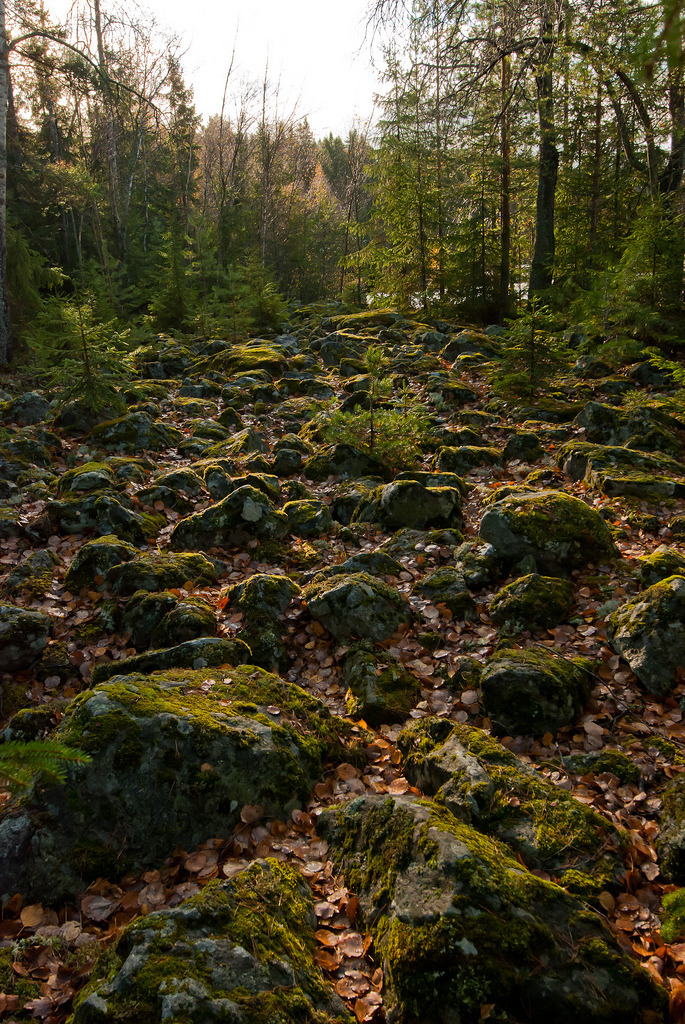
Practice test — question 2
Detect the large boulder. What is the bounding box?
[608,575,685,697]
[228,574,300,623]
[479,489,617,572]
[72,860,352,1024]
[64,535,139,592]
[319,795,666,1024]
[303,572,414,641]
[0,668,357,902]
[481,647,593,736]
[303,443,389,481]
[0,604,51,672]
[87,412,183,452]
[107,551,218,595]
[354,479,464,532]
[399,718,625,890]
[91,637,252,683]
[343,643,421,724]
[169,485,288,550]
[35,492,164,544]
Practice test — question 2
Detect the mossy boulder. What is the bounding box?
[481,647,593,736]
[3,549,59,597]
[434,445,501,475]
[64,535,139,592]
[398,718,625,889]
[608,576,685,697]
[221,427,268,457]
[120,590,179,649]
[107,551,218,595]
[557,440,685,499]
[72,859,353,1024]
[574,400,679,454]
[228,574,300,623]
[87,412,183,452]
[454,540,500,589]
[0,603,51,672]
[36,492,164,544]
[310,550,404,582]
[353,479,464,532]
[637,546,685,587]
[91,637,252,683]
[303,443,390,482]
[489,573,575,632]
[343,643,421,724]
[303,572,414,641]
[150,596,217,648]
[235,624,290,673]
[56,462,117,495]
[319,795,666,1024]
[1,391,52,425]
[502,430,544,462]
[169,486,288,551]
[284,499,334,538]
[210,343,288,377]
[0,668,358,901]
[656,776,685,883]
[660,887,685,942]
[479,488,618,572]
[413,568,477,618]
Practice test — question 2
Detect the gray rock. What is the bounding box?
[319,795,666,1024]
[354,479,464,531]
[169,485,288,550]
[2,392,52,425]
[0,604,51,672]
[479,488,617,572]
[303,572,414,641]
[608,575,685,696]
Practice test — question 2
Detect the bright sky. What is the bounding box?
[44,0,385,140]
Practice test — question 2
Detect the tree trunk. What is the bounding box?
[499,55,511,321]
[0,0,11,365]
[529,59,558,296]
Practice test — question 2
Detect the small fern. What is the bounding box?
[0,740,91,793]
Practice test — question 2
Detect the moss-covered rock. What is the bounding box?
[660,888,685,942]
[235,624,290,673]
[413,568,477,618]
[169,485,288,551]
[56,462,117,495]
[107,551,218,595]
[557,440,685,499]
[398,718,625,888]
[353,479,464,532]
[434,444,501,475]
[310,550,404,582]
[637,546,685,587]
[150,596,217,648]
[319,795,666,1024]
[64,535,139,592]
[284,499,334,538]
[343,643,421,724]
[303,443,390,482]
[121,590,179,649]
[91,637,252,683]
[608,576,685,697]
[228,574,300,623]
[481,647,593,736]
[489,573,575,632]
[656,776,685,883]
[574,400,680,454]
[453,540,500,589]
[562,749,641,785]
[87,412,183,452]
[303,572,414,641]
[72,859,353,1024]
[36,491,164,544]
[1,391,52,426]
[0,603,51,672]
[503,430,544,462]
[0,668,359,901]
[480,488,618,572]
[3,549,59,597]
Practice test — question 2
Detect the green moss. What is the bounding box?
[661,888,685,942]
[647,737,685,766]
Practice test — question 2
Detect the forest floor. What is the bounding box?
[1,319,685,1022]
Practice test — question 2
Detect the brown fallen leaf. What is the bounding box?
[20,905,44,929]
[338,932,364,958]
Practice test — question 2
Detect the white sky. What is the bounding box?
[43,0,385,140]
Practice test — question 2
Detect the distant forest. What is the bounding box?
[1,0,684,367]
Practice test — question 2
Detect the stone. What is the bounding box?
[283,499,334,538]
[479,488,617,572]
[36,492,164,545]
[303,573,414,641]
[1,392,52,425]
[303,443,390,481]
[354,479,464,532]
[169,486,288,550]
[637,546,685,587]
[228,574,300,623]
[608,576,685,697]
[106,552,218,595]
[91,638,252,683]
[434,444,501,475]
[343,644,421,724]
[0,669,357,901]
[0,604,51,672]
[413,568,477,618]
[489,573,575,632]
[64,536,139,592]
[87,412,183,452]
[4,550,59,598]
[71,860,353,1024]
[399,717,625,888]
[319,795,665,1024]
[502,430,544,462]
[481,647,593,736]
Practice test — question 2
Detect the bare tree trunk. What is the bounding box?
[0,0,11,365]
[529,53,558,296]
[499,55,511,321]
[93,0,123,261]
[590,80,602,248]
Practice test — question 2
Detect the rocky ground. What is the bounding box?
[1,309,685,1022]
